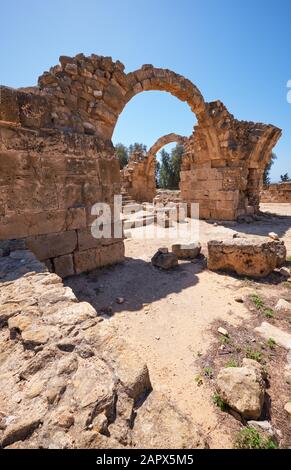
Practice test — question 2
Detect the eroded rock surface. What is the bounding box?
[207,237,286,277]
[0,248,206,449]
[216,363,265,420]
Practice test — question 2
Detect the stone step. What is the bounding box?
[123,215,155,229]
[122,203,143,213]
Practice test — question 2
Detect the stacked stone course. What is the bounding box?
[261,182,291,203]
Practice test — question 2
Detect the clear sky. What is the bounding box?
[1,0,290,181]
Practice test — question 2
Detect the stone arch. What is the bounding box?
[38,55,208,141]
[146,133,187,174]
[120,133,188,202]
[35,54,282,219]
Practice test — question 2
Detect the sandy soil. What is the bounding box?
[66,203,291,448]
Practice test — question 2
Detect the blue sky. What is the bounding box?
[0,0,290,181]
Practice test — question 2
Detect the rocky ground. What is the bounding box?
[66,203,291,448]
[0,203,290,449]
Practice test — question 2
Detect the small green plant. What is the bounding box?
[246,347,263,363]
[267,337,276,349]
[203,367,213,379]
[264,308,274,319]
[219,335,230,345]
[234,427,277,449]
[195,374,203,386]
[226,359,238,368]
[212,392,227,411]
[251,293,264,309]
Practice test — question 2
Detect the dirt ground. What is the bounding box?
[66,203,291,448]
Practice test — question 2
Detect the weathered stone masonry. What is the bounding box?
[0,53,281,274]
[261,182,291,203]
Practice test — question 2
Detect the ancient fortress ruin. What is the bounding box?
[0,53,281,275]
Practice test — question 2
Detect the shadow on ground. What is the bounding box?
[65,256,204,317]
[218,212,291,239]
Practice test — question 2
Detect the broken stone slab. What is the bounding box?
[171,242,201,259]
[207,237,286,278]
[247,420,275,436]
[279,267,290,278]
[131,391,207,448]
[21,325,61,348]
[254,322,291,350]
[1,415,43,448]
[216,365,265,420]
[274,298,291,314]
[151,249,178,270]
[218,327,229,337]
[268,232,279,241]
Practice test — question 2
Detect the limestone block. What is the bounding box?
[53,254,75,278]
[208,238,286,277]
[216,366,265,419]
[73,248,101,274]
[26,231,77,261]
[99,242,125,267]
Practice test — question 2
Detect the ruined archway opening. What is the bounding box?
[112,90,196,203]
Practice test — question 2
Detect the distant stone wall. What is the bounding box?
[120,150,156,202]
[261,182,291,203]
[120,134,186,203]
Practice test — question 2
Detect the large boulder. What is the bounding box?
[207,237,286,278]
[216,364,265,420]
[172,242,201,259]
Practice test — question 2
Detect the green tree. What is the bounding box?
[128,142,147,156]
[155,160,160,188]
[280,172,291,182]
[115,143,128,169]
[263,152,277,186]
[157,143,184,189]
[159,149,172,189]
[170,143,184,189]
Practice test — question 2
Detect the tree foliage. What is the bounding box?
[280,172,291,182]
[263,152,277,186]
[115,143,128,169]
[115,141,184,189]
[158,143,184,189]
[128,142,147,156]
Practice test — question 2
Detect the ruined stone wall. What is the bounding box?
[260,182,291,203]
[120,134,186,203]
[0,85,123,276]
[180,101,281,219]
[120,150,156,202]
[0,53,282,272]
